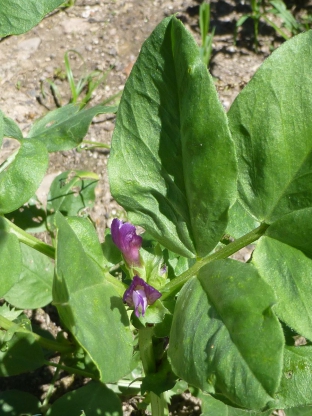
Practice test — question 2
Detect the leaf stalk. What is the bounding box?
[162,223,269,299]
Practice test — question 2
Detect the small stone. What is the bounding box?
[17,37,41,53]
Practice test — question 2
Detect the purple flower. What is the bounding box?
[111,218,142,267]
[123,275,162,317]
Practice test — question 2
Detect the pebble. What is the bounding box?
[17,37,41,53]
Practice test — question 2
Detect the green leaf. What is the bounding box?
[0,230,22,297]
[0,390,41,415]
[46,380,122,416]
[273,346,312,409]
[28,104,117,152]
[141,356,177,396]
[0,139,48,214]
[168,260,284,410]
[228,31,312,223]
[200,393,272,415]
[253,237,312,342]
[66,216,107,270]
[265,208,312,258]
[4,243,53,309]
[285,406,312,415]
[0,315,45,376]
[226,200,260,239]
[47,170,98,230]
[0,0,65,37]
[3,115,23,141]
[54,212,133,383]
[108,16,237,258]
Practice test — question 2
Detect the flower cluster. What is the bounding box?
[111,218,161,317]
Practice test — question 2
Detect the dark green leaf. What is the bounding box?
[0,315,45,376]
[54,212,133,383]
[141,356,177,396]
[228,31,312,223]
[0,390,41,415]
[0,139,48,214]
[168,260,284,410]
[4,243,53,309]
[0,230,22,297]
[46,380,122,416]
[253,237,312,342]
[0,0,65,37]
[108,16,237,258]
[28,104,117,152]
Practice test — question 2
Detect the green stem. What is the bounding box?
[44,360,99,379]
[162,223,269,300]
[0,315,74,353]
[138,328,166,416]
[77,140,110,151]
[2,216,55,259]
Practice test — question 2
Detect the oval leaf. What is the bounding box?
[228,31,312,223]
[54,212,133,383]
[0,231,22,297]
[46,380,122,416]
[4,243,53,309]
[0,0,65,37]
[253,236,312,342]
[28,104,117,152]
[168,260,284,410]
[108,16,237,258]
[0,139,48,214]
[0,390,41,416]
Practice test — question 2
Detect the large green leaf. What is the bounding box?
[0,314,45,376]
[168,260,284,410]
[0,0,65,37]
[0,390,41,415]
[253,237,312,342]
[53,212,133,383]
[28,104,117,152]
[0,230,22,297]
[273,346,312,409]
[0,139,48,214]
[108,16,237,258]
[285,406,312,415]
[46,380,122,416]
[265,208,312,258]
[200,393,272,415]
[4,243,53,309]
[228,31,312,223]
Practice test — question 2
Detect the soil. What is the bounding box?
[0,0,311,414]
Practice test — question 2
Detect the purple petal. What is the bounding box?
[123,275,162,317]
[111,218,142,266]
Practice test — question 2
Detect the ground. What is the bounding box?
[0,0,310,414]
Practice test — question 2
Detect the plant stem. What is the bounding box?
[44,360,98,379]
[0,315,74,353]
[2,216,55,259]
[162,223,269,300]
[138,327,166,416]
